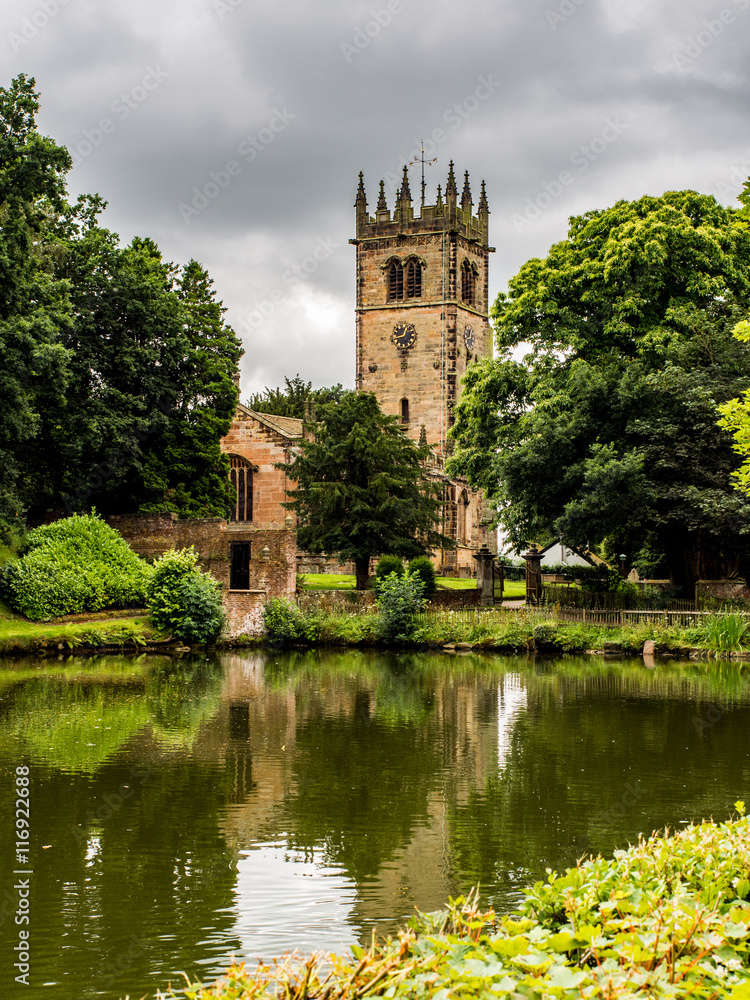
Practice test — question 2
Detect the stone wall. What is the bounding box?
[696,579,750,604]
[220,411,298,529]
[429,588,482,608]
[223,591,266,637]
[105,514,297,599]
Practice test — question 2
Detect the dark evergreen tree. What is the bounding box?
[281,391,451,589]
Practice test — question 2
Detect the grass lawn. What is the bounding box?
[298,573,528,600]
[0,599,157,652]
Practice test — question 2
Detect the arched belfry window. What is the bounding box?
[229,455,254,522]
[461,259,477,306]
[387,260,403,301]
[405,258,422,298]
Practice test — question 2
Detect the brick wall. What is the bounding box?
[105,514,297,599]
[223,591,266,637]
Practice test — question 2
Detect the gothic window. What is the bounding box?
[457,489,469,544]
[405,258,422,298]
[444,486,457,540]
[229,455,254,522]
[387,260,403,301]
[461,259,476,306]
[401,398,410,424]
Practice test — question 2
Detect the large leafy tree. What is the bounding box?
[450,190,750,589]
[281,391,451,589]
[0,74,242,525]
[0,73,72,527]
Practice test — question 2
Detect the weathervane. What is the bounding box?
[409,141,437,209]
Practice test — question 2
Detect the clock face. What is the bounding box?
[391,322,417,349]
[464,325,475,351]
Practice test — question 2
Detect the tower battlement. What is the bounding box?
[353,162,491,248]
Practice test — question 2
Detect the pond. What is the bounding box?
[0,649,748,999]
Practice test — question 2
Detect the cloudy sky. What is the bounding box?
[4,0,750,398]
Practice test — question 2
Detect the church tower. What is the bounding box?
[351,164,495,574]
[352,163,493,457]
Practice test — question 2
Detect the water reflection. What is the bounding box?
[0,650,748,1000]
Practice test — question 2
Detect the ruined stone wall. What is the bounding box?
[220,416,296,529]
[105,514,297,599]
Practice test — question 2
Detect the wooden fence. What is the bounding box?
[416,606,750,629]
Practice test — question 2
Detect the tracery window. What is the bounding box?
[386,258,423,301]
[229,455,253,522]
[387,260,403,301]
[461,259,476,305]
[405,258,422,298]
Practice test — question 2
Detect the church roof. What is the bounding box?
[235,403,303,440]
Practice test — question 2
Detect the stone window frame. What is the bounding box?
[228,454,257,523]
[461,258,479,306]
[383,255,426,302]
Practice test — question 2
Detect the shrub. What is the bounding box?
[147,548,225,644]
[375,571,426,644]
[263,597,304,643]
[0,513,152,620]
[375,555,405,593]
[407,555,437,600]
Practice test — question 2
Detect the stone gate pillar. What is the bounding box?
[473,544,496,607]
[523,545,543,606]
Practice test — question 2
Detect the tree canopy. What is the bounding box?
[247,375,345,419]
[450,189,750,589]
[281,391,451,589]
[0,74,242,531]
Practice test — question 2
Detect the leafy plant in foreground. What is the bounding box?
[147,547,225,644]
[375,571,426,644]
[164,807,750,1000]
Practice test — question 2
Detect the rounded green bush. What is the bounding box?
[263,597,304,642]
[375,555,405,580]
[407,555,437,600]
[147,548,225,644]
[0,513,152,620]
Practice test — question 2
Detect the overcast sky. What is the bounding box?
[4,0,750,398]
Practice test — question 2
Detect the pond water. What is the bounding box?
[0,649,748,999]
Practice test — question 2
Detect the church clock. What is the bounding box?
[391,322,417,349]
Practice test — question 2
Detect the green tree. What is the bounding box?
[450,190,750,589]
[247,374,345,419]
[0,74,72,530]
[0,74,242,523]
[281,391,451,590]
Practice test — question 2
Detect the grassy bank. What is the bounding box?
[163,808,750,1000]
[265,603,749,656]
[0,599,158,653]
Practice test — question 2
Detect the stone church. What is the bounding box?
[109,164,495,632]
